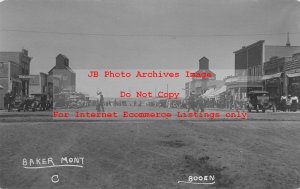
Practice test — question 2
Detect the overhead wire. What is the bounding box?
[1,28,299,38]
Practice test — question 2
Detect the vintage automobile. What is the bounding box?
[66,97,80,109]
[7,96,24,112]
[22,96,39,112]
[53,92,69,108]
[247,91,273,113]
[30,93,48,111]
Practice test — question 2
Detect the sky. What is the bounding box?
[0,0,300,97]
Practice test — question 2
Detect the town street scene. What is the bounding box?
[1,0,300,188]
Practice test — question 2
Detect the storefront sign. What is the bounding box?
[18,75,36,79]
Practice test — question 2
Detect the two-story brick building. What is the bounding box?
[0,49,32,109]
[225,37,300,107]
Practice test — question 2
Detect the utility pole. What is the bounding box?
[167,84,168,93]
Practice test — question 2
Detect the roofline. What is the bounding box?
[265,45,300,47]
[40,72,48,75]
[48,66,55,74]
[233,40,265,54]
[48,65,75,74]
[199,56,208,60]
[56,54,68,59]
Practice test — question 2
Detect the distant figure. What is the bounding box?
[96,91,105,112]
[280,95,287,112]
[287,94,292,112]
[291,94,299,112]
[188,92,196,112]
[167,100,171,109]
[7,92,15,111]
[196,95,205,112]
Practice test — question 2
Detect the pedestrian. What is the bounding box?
[290,94,299,112]
[96,91,105,112]
[7,92,15,111]
[287,94,292,112]
[187,92,196,112]
[197,95,205,112]
[280,95,287,112]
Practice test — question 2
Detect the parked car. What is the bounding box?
[7,96,24,112]
[247,91,273,113]
[23,96,39,112]
[30,93,48,111]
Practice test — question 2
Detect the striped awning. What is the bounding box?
[214,86,227,96]
[262,72,282,80]
[202,88,215,98]
[286,72,300,78]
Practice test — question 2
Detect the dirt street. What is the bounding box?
[1,120,300,189]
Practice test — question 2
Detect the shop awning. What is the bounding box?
[0,85,3,89]
[286,72,300,78]
[202,88,215,98]
[262,72,282,80]
[213,86,227,97]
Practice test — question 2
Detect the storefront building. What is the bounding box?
[226,38,300,109]
[285,53,300,99]
[263,56,289,101]
[0,49,32,109]
[28,72,48,95]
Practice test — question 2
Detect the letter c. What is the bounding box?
[51,174,59,183]
[158,91,163,97]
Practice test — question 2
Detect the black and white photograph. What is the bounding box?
[1,0,300,188]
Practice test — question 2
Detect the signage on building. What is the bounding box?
[29,75,40,85]
[18,75,36,79]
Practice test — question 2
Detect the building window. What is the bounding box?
[280,66,283,72]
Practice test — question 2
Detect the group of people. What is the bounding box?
[187,92,206,112]
[279,94,299,112]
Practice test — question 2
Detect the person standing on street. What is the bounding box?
[291,94,299,112]
[281,94,287,112]
[96,91,105,112]
[187,92,196,112]
[287,94,292,112]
